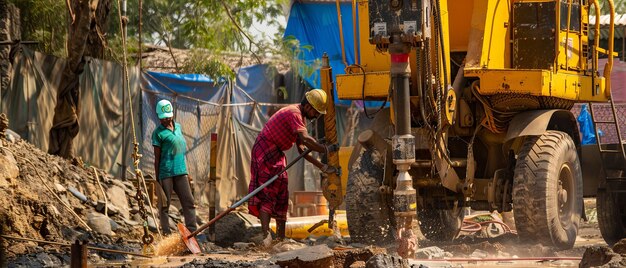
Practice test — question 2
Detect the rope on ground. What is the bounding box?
[459,212,517,236]
[11,153,92,232]
[92,167,108,217]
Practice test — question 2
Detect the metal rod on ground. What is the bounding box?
[186,148,313,239]
[0,235,150,258]
[71,240,87,268]
[412,257,582,262]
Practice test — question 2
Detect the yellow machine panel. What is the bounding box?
[465,69,607,102]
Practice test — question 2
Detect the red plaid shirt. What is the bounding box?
[258,104,307,151]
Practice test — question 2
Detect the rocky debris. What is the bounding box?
[271,244,334,267]
[414,246,451,259]
[107,185,131,219]
[332,246,386,268]
[469,249,489,258]
[365,253,409,268]
[0,147,19,187]
[613,238,626,255]
[233,242,256,251]
[0,139,150,265]
[212,212,262,247]
[87,212,113,235]
[271,239,307,253]
[579,246,625,268]
[180,258,279,268]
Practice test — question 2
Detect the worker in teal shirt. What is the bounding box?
[152,99,198,235]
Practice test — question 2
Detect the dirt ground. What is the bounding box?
[0,137,622,268]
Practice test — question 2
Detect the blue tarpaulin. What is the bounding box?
[578,104,597,144]
[143,71,224,101]
[284,2,386,108]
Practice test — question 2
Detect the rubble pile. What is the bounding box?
[0,138,151,266]
[579,238,626,268]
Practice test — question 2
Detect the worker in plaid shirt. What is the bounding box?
[248,89,339,244]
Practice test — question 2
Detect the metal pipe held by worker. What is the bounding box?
[187,148,313,239]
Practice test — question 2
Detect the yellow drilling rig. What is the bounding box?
[319,0,625,252]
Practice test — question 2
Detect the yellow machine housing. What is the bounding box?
[336,0,611,103]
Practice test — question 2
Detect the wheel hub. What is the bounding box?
[558,183,568,205]
[557,164,574,226]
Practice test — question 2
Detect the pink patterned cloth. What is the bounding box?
[248,105,306,220]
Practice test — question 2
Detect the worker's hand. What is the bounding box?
[187,174,193,184]
[325,144,340,153]
[321,164,339,175]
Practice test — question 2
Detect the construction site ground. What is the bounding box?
[1,137,625,267]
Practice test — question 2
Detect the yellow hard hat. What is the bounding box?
[305,89,327,114]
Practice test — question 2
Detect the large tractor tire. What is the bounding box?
[418,203,464,241]
[345,108,395,245]
[512,130,582,249]
[597,187,626,246]
[345,145,395,245]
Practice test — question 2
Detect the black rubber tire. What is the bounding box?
[345,109,396,245]
[418,205,463,241]
[345,145,395,245]
[597,188,626,246]
[512,130,582,249]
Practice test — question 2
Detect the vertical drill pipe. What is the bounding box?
[187,148,313,239]
[390,39,412,136]
[208,133,218,241]
[321,53,343,211]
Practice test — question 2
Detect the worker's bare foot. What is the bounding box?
[262,233,273,248]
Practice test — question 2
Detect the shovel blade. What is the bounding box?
[177,223,201,254]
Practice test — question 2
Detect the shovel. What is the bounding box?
[176,148,313,254]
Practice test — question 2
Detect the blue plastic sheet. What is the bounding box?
[578,104,597,144]
[284,2,386,108]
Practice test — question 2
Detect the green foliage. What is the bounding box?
[122,0,285,52]
[179,49,235,80]
[279,35,320,84]
[9,0,68,57]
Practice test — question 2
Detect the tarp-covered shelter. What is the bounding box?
[138,64,313,210]
[5,46,318,210]
[4,47,141,176]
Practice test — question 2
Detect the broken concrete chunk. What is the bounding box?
[214,212,262,247]
[53,183,66,193]
[613,238,626,255]
[271,239,307,253]
[579,245,624,268]
[106,185,130,219]
[470,249,489,258]
[95,201,120,216]
[415,246,451,259]
[365,253,409,268]
[233,242,255,250]
[87,212,112,235]
[271,244,334,267]
[0,148,19,187]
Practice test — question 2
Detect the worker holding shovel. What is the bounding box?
[152,99,199,237]
[248,89,339,245]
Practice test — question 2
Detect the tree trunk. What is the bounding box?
[48,0,110,158]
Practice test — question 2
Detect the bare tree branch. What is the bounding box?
[219,0,262,64]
